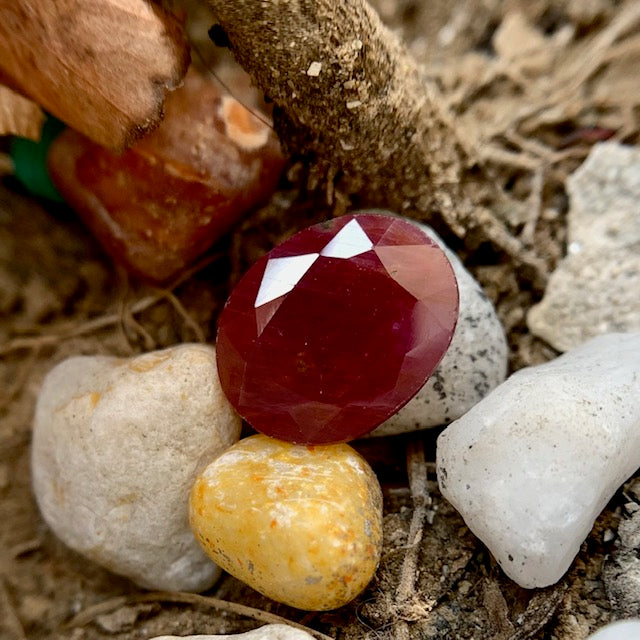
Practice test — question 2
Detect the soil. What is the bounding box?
[1,1,639,639]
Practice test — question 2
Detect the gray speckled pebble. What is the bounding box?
[370,223,508,436]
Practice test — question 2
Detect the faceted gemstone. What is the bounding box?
[47,69,284,283]
[216,213,459,444]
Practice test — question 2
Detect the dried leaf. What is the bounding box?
[0,84,43,140]
[493,11,556,75]
[0,0,190,151]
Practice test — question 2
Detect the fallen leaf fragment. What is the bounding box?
[0,0,190,150]
[0,84,43,140]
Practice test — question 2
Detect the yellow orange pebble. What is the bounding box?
[189,434,383,610]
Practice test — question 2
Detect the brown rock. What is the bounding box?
[47,70,285,282]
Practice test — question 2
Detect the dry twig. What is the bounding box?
[0,576,27,640]
[66,591,334,640]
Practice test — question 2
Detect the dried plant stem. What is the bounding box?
[65,591,334,640]
[0,253,220,357]
[0,576,27,640]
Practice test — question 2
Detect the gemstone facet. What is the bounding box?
[216,213,459,444]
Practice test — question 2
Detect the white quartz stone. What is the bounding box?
[436,333,640,588]
[587,620,640,640]
[150,624,314,640]
[370,224,508,436]
[32,344,241,591]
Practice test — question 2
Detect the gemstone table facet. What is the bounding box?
[216,213,459,444]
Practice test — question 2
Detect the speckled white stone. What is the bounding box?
[437,333,640,588]
[150,625,314,640]
[587,620,640,640]
[528,143,640,351]
[370,224,508,436]
[32,344,241,591]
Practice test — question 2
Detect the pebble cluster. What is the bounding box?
[30,172,640,624]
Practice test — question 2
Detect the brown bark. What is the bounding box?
[206,0,546,285]
[0,0,190,150]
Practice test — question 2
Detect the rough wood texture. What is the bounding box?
[0,0,190,150]
[207,1,533,258]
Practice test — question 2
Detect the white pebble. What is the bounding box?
[436,333,640,588]
[371,224,507,436]
[150,625,314,640]
[32,344,241,591]
[587,619,640,640]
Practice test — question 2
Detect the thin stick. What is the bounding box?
[0,577,27,640]
[0,295,160,356]
[161,291,207,343]
[0,253,223,357]
[395,440,430,605]
[66,591,334,640]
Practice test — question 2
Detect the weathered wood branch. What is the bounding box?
[206,0,546,284]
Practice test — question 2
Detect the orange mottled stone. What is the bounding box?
[190,435,383,610]
[47,70,284,282]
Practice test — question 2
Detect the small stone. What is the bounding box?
[95,606,151,634]
[190,435,383,610]
[32,344,241,591]
[216,213,459,444]
[370,224,507,436]
[47,70,284,283]
[603,507,640,616]
[436,333,640,589]
[306,61,322,76]
[527,246,640,351]
[151,625,314,640]
[586,620,640,640]
[567,142,640,252]
[528,142,640,351]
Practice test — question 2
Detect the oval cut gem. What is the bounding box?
[216,213,459,444]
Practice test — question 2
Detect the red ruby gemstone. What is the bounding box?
[216,213,459,444]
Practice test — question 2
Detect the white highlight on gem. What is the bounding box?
[320,219,373,259]
[255,254,319,307]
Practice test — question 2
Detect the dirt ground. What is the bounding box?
[1,1,640,638]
